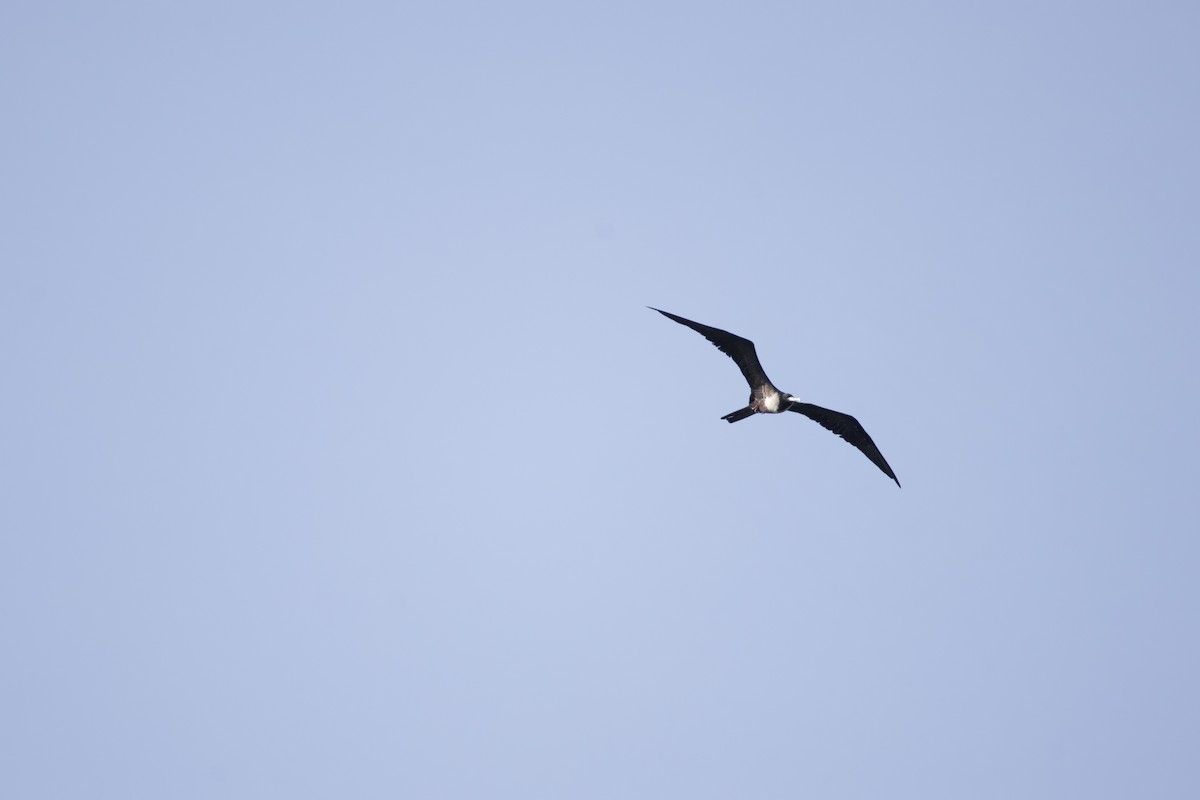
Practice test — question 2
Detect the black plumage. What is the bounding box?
[650,307,900,487]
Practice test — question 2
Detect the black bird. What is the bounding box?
[650,307,900,487]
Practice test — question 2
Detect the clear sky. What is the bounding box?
[3,2,1198,798]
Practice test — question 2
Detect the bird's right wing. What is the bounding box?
[649,308,772,389]
[787,401,901,487]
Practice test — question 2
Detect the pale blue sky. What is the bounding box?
[3,2,1198,798]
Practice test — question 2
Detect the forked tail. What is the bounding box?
[721,406,756,424]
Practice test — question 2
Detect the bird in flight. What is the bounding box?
[650,307,900,487]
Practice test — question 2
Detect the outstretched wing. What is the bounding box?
[787,401,901,487]
[649,307,772,390]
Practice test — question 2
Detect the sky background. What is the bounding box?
[3,2,1199,798]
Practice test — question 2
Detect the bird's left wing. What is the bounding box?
[787,401,901,487]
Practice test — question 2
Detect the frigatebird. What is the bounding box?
[650,307,900,487]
